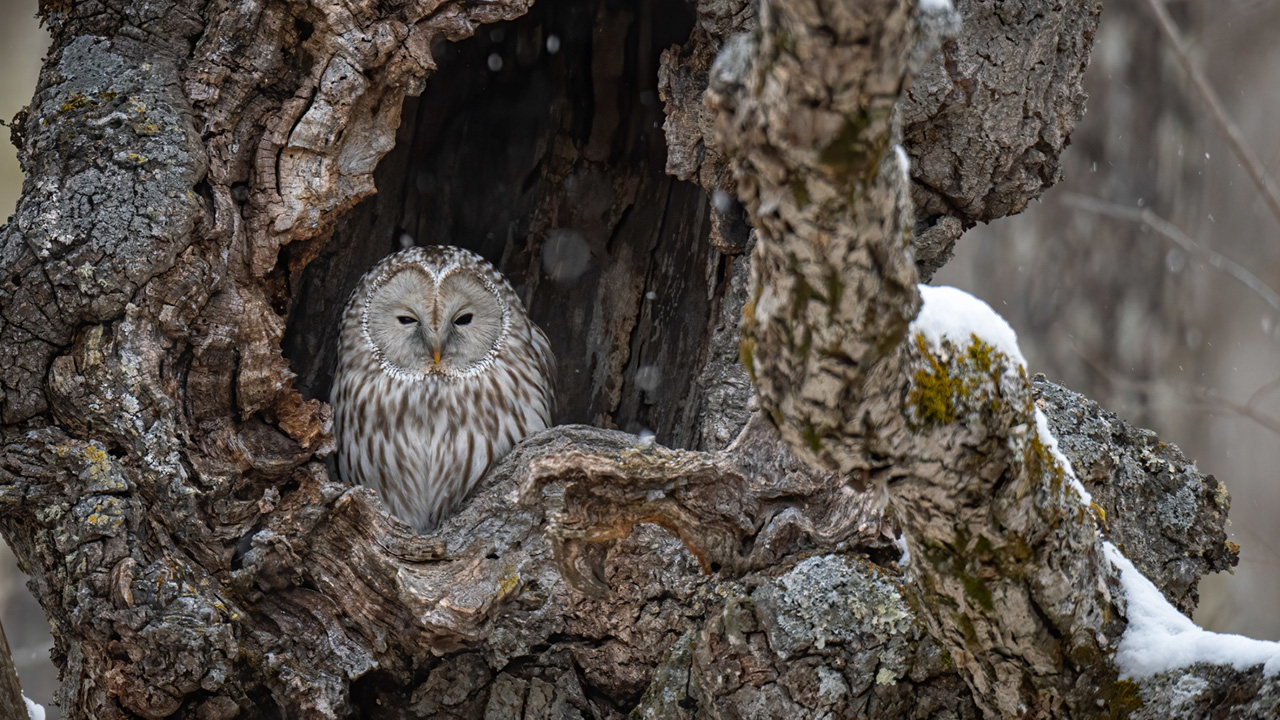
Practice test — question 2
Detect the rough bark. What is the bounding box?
[901,0,1102,277]
[1032,375,1237,616]
[0,0,1270,719]
[1,619,27,720]
[708,0,1269,718]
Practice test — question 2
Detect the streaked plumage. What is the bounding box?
[332,246,555,532]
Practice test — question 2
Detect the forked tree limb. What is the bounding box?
[707,0,1278,717]
[1141,0,1280,232]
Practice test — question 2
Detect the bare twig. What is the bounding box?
[1061,192,1280,313]
[1071,343,1280,438]
[1246,375,1280,411]
[1196,386,1280,438]
[1141,0,1280,230]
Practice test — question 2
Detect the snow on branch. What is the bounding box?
[1106,542,1280,679]
[910,284,1094,503]
[910,285,1026,370]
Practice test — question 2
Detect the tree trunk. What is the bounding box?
[0,0,1274,718]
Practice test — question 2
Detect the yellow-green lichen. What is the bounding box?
[790,174,811,207]
[955,613,978,645]
[1025,427,1067,495]
[55,90,118,117]
[498,572,521,596]
[82,443,112,477]
[973,535,994,555]
[1006,534,1032,564]
[773,30,799,56]
[960,572,994,612]
[909,335,965,425]
[909,333,1012,427]
[965,340,994,374]
[796,325,813,359]
[1212,479,1231,510]
[800,422,824,454]
[790,265,825,309]
[818,106,892,193]
[910,356,959,424]
[823,268,844,319]
[741,285,761,381]
[739,336,757,381]
[1090,501,1109,529]
[1100,678,1144,717]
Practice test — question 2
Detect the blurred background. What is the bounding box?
[2,0,1278,715]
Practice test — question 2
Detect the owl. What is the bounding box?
[332,245,556,533]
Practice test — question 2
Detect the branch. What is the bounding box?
[899,0,1101,277]
[1141,0,1280,230]
[706,0,923,478]
[1031,376,1237,615]
[4,0,1277,716]
[534,416,889,596]
[0,619,27,720]
[1061,192,1280,313]
[709,1,1280,717]
[1071,340,1280,439]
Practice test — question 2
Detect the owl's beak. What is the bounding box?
[432,348,442,365]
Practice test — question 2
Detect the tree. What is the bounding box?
[0,0,1275,717]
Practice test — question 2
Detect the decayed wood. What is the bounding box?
[0,0,1272,718]
[282,0,748,452]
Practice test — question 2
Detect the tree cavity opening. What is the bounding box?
[283,0,746,449]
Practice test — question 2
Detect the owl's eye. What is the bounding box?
[454,313,473,326]
[397,315,417,325]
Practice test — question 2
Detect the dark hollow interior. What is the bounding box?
[283,0,745,449]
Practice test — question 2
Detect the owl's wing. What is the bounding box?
[529,322,557,418]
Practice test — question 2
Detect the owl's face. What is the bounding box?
[363,265,508,378]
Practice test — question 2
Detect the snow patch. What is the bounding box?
[1105,541,1280,679]
[911,285,1026,370]
[894,533,911,567]
[1035,407,1092,504]
[913,286,1089,504]
[919,0,954,11]
[893,144,910,182]
[24,695,45,720]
